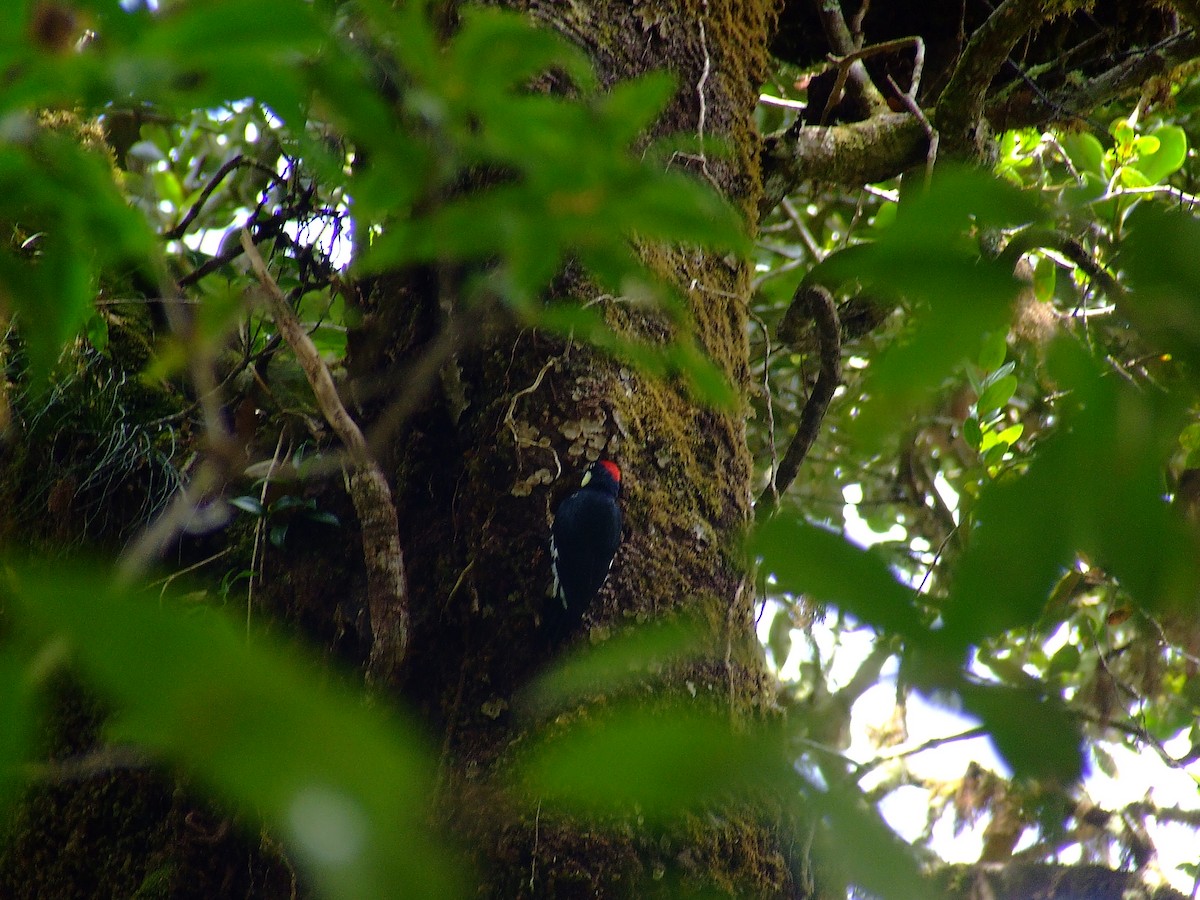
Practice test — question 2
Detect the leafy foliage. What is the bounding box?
[5,562,460,900]
[3,0,1200,897]
[752,59,1200,894]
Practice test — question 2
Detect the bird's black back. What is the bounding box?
[546,462,622,643]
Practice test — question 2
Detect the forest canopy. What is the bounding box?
[2,1,1200,898]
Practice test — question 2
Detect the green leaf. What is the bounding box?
[143,0,326,58]
[521,618,710,716]
[84,312,109,353]
[1137,125,1187,184]
[1059,131,1105,177]
[1109,117,1135,147]
[963,416,983,450]
[445,8,594,103]
[595,71,678,149]
[813,782,931,900]
[5,563,465,900]
[1133,134,1160,156]
[537,303,735,407]
[1180,423,1200,452]
[995,423,1024,445]
[516,705,788,819]
[0,131,155,384]
[942,339,1199,648]
[980,443,1008,468]
[665,340,737,408]
[229,496,267,517]
[1047,643,1081,676]
[269,523,289,547]
[817,168,1032,446]
[1118,165,1151,189]
[751,517,923,639]
[1121,205,1200,369]
[1031,254,1056,303]
[960,681,1083,781]
[976,374,1017,416]
[978,331,1008,371]
[982,360,1016,386]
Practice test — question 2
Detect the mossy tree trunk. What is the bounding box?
[347,1,792,894]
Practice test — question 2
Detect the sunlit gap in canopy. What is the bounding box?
[176,104,355,271]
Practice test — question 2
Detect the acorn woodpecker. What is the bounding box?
[547,459,622,642]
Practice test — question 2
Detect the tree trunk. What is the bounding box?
[347,1,793,894]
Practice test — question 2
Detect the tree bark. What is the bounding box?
[343,1,794,894]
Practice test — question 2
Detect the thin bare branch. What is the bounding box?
[998,227,1124,302]
[856,726,989,777]
[814,0,889,120]
[240,230,410,685]
[757,284,841,513]
[1002,29,1200,129]
[163,155,281,241]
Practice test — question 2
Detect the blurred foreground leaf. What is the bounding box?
[751,516,924,640]
[0,131,155,384]
[942,339,1197,648]
[812,781,932,900]
[959,681,1083,783]
[814,168,1039,447]
[519,617,710,717]
[3,562,464,900]
[1121,204,1200,370]
[516,705,789,819]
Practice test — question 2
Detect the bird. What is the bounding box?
[546,459,623,644]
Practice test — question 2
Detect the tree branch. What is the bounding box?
[997,30,1200,129]
[757,284,841,513]
[998,227,1124,302]
[239,230,410,686]
[934,0,1061,156]
[759,113,928,218]
[813,0,890,122]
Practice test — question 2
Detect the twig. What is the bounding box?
[759,93,807,111]
[695,0,714,184]
[756,284,841,512]
[855,726,989,777]
[240,230,410,685]
[998,227,1124,302]
[163,155,282,241]
[247,428,289,636]
[886,81,937,184]
[1096,183,1200,209]
[504,357,563,477]
[1012,30,1200,129]
[362,317,466,460]
[781,197,825,262]
[815,0,890,121]
[529,800,542,892]
[749,310,780,504]
[25,744,152,782]
[148,547,234,595]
